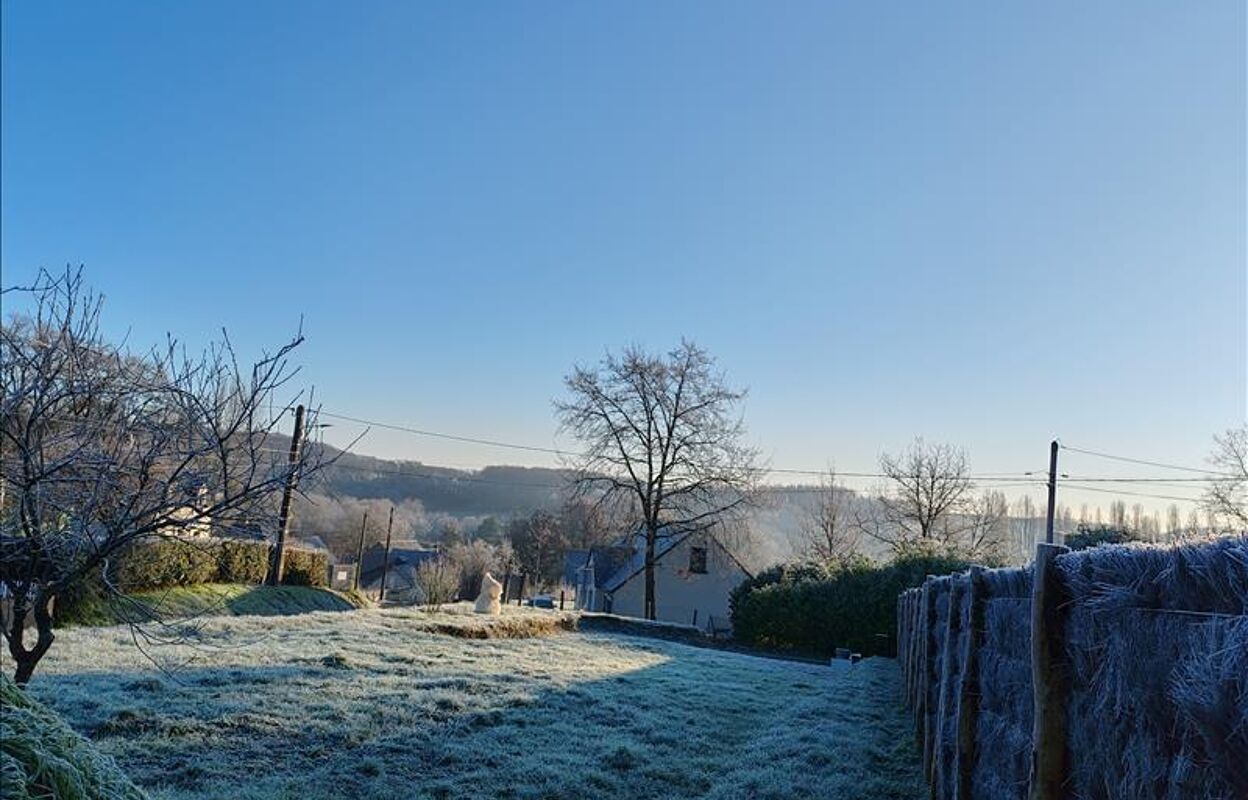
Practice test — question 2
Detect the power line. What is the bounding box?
[320,409,1043,482]
[1057,476,1213,484]
[1057,481,1204,504]
[319,411,570,457]
[1059,443,1228,477]
[316,459,1047,494]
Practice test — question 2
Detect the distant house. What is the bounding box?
[565,528,752,632]
[358,541,440,602]
[289,534,330,554]
[159,486,213,538]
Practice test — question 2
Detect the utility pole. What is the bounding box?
[268,404,305,586]
[378,506,395,603]
[1044,440,1059,545]
[352,511,368,592]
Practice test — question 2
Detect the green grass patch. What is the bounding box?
[59,584,367,627]
[0,673,147,800]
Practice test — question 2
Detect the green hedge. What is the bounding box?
[280,548,328,587]
[112,539,219,590]
[57,539,328,624]
[217,539,272,584]
[730,550,978,658]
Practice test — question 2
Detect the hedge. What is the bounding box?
[280,548,328,587]
[729,550,978,658]
[57,538,328,624]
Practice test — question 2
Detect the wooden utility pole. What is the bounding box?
[1029,542,1070,800]
[378,506,395,603]
[352,511,368,592]
[268,404,305,586]
[1044,440,1059,545]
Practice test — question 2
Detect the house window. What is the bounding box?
[689,546,708,574]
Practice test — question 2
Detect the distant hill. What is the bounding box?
[276,435,813,564]
[284,435,573,515]
[281,437,1053,567]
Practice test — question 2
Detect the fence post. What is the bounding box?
[559,590,565,610]
[1029,543,1070,800]
[909,590,921,709]
[920,577,938,770]
[925,578,950,789]
[908,589,918,703]
[934,577,966,799]
[956,566,986,800]
[898,593,908,692]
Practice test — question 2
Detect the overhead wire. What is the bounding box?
[169,409,1228,503]
[1059,443,1229,477]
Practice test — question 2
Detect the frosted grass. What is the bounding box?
[27,605,924,799]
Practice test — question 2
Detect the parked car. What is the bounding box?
[526,595,555,609]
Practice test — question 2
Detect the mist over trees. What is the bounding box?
[291,493,427,556]
[846,438,1010,561]
[272,388,1241,578]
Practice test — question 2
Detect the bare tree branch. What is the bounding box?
[554,341,759,619]
[0,267,321,683]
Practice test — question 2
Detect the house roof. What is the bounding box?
[588,546,636,590]
[358,542,439,588]
[562,550,591,587]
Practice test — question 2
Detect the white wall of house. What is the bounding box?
[607,535,748,630]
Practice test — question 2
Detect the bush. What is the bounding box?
[112,539,219,591]
[56,539,329,623]
[416,558,461,610]
[730,548,977,658]
[217,539,270,584]
[281,548,329,587]
[1065,524,1142,551]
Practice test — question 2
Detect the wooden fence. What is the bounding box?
[897,536,1247,800]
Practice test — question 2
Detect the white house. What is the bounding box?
[566,528,752,632]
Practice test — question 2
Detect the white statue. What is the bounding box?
[474,572,502,615]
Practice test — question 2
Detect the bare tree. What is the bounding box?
[0,269,319,683]
[963,490,1010,561]
[798,470,860,566]
[445,539,506,599]
[1205,427,1248,530]
[860,438,975,552]
[1166,504,1183,541]
[507,509,563,589]
[555,341,759,620]
[1109,500,1128,530]
[1012,494,1039,561]
[415,557,460,610]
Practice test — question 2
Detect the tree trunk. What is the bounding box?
[8,588,56,685]
[644,524,657,620]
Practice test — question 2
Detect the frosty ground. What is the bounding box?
[26,606,925,800]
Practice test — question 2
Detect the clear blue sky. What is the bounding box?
[3,2,1244,512]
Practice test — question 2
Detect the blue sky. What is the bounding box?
[3,2,1244,512]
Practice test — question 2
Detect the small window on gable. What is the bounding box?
[689,546,708,575]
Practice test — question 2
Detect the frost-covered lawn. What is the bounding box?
[26,606,924,800]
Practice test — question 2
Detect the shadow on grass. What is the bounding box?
[223,586,356,616]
